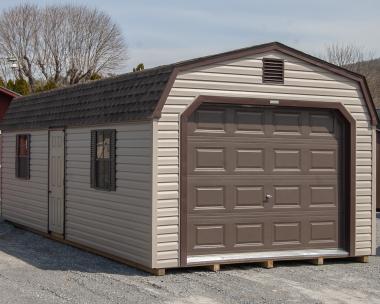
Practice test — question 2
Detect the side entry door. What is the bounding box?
[48,130,65,235]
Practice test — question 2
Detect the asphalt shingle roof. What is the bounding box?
[0,64,174,131]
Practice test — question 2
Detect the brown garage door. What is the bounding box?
[185,104,347,256]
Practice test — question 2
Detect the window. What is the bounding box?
[91,129,116,191]
[262,58,284,84]
[16,134,30,179]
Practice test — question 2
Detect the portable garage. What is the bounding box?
[0,42,377,275]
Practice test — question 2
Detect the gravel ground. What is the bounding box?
[0,215,379,304]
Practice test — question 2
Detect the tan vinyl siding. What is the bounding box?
[371,125,377,255]
[153,50,374,268]
[1,131,48,232]
[65,122,153,268]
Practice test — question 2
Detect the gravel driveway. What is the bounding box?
[0,215,379,304]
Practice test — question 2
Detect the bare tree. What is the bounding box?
[0,4,40,89]
[0,4,127,92]
[323,42,375,77]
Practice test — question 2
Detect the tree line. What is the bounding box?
[0,4,377,99]
[0,3,127,94]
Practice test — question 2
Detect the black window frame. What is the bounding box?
[90,129,116,191]
[15,134,31,179]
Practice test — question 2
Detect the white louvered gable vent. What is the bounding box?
[262,58,284,84]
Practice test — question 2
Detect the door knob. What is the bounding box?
[265,194,272,199]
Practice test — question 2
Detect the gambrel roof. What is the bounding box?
[1,42,377,131]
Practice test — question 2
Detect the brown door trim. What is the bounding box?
[179,96,356,266]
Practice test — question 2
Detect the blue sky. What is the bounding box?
[0,0,379,72]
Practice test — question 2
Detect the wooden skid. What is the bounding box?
[207,264,220,272]
[152,268,166,276]
[355,256,369,263]
[310,257,324,265]
[260,260,274,269]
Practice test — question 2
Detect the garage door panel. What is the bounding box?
[193,147,226,171]
[187,214,340,255]
[194,224,226,249]
[234,109,265,134]
[235,186,265,208]
[188,106,342,140]
[309,111,342,139]
[272,111,303,134]
[309,220,337,244]
[189,108,227,133]
[273,149,302,171]
[272,221,302,245]
[189,141,268,174]
[188,141,339,176]
[235,223,265,248]
[188,217,266,254]
[192,186,226,210]
[273,186,302,207]
[235,148,265,171]
[188,179,268,213]
[188,135,340,146]
[309,149,337,172]
[188,218,229,253]
[310,185,337,207]
[185,104,345,256]
[188,177,339,213]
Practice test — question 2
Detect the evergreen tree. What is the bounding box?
[13,78,30,95]
[133,63,144,72]
[6,79,15,91]
[90,73,102,81]
[35,80,57,93]
[42,80,57,91]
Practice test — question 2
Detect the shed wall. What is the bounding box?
[1,130,49,232]
[154,50,375,268]
[65,122,154,268]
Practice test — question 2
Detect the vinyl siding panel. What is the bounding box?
[1,131,48,232]
[154,50,374,268]
[371,126,377,255]
[65,122,153,268]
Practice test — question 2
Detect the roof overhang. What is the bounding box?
[152,42,379,126]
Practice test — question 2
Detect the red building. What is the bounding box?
[0,86,19,121]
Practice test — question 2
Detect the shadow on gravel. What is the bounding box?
[0,222,148,277]
[1,214,379,276]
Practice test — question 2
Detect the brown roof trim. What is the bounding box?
[0,86,20,98]
[152,42,378,125]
